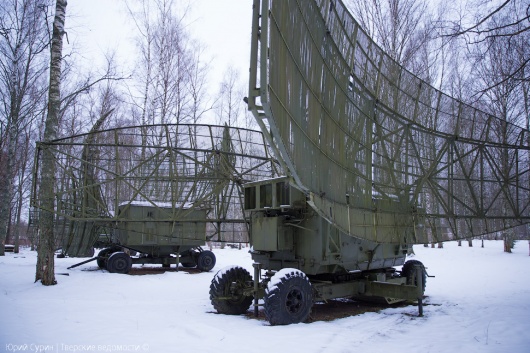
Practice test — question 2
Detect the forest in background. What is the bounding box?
[0,0,528,263]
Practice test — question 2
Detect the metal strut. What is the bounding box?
[67,256,99,270]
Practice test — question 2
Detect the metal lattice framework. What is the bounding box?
[248,0,530,244]
[30,124,278,256]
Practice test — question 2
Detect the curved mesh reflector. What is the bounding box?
[31,124,278,256]
[248,0,530,244]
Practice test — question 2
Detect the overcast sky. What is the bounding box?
[66,0,252,104]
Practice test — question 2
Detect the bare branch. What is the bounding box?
[448,0,511,37]
[60,75,130,110]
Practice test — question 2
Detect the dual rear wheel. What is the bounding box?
[97,248,132,274]
[181,249,216,272]
[196,250,216,272]
[107,252,132,273]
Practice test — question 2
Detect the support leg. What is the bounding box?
[416,265,424,317]
[253,263,261,317]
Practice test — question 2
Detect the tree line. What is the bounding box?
[0,0,528,284]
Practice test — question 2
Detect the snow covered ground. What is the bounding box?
[1,240,529,353]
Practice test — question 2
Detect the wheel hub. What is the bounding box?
[285,288,303,314]
[115,258,128,271]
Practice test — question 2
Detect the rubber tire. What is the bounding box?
[210,266,253,315]
[97,248,114,269]
[106,251,132,274]
[402,260,427,293]
[264,269,313,325]
[196,250,216,272]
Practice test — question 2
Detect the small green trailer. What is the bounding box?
[96,201,215,274]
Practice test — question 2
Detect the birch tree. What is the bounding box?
[35,0,66,285]
[445,0,530,88]
[346,0,435,69]
[188,42,213,125]
[216,66,243,127]
[127,0,209,127]
[467,2,529,253]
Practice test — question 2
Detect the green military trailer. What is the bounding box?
[210,177,426,325]
[96,201,215,274]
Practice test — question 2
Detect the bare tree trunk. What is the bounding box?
[14,130,31,253]
[35,0,67,286]
[503,235,512,253]
[0,58,21,257]
[504,238,512,253]
[14,200,22,253]
[0,122,16,256]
